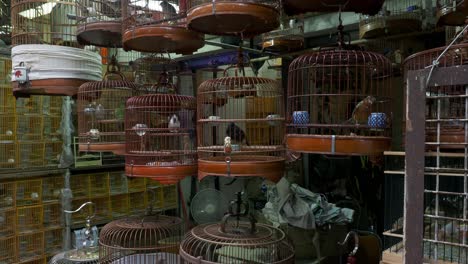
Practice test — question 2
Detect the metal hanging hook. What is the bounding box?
[64,201,96,220]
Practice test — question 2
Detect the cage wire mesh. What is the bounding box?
[0,55,14,114]
[99,214,184,263]
[122,0,204,54]
[186,0,280,36]
[286,47,393,155]
[76,0,123,47]
[132,54,175,90]
[125,93,197,184]
[0,0,11,45]
[78,56,142,155]
[359,0,423,39]
[11,0,79,47]
[180,215,295,263]
[197,58,285,182]
[437,0,468,26]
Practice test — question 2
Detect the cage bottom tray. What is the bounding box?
[437,3,468,26]
[360,16,422,39]
[261,38,304,53]
[187,2,279,36]
[286,134,391,155]
[77,21,122,47]
[125,164,197,184]
[78,143,125,155]
[198,155,284,182]
[426,128,466,150]
[123,26,204,54]
[12,79,87,97]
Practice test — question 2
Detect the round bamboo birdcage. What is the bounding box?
[122,0,204,54]
[283,0,385,16]
[11,0,79,47]
[186,0,280,36]
[180,214,295,263]
[99,214,184,263]
[404,42,468,150]
[76,0,123,47]
[286,47,393,155]
[78,57,141,155]
[197,57,285,182]
[125,93,197,184]
[437,0,468,26]
[359,0,423,39]
[0,0,11,45]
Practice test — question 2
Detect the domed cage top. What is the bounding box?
[11,0,79,47]
[76,0,123,47]
[78,57,142,155]
[283,0,385,16]
[186,0,280,36]
[179,215,295,264]
[122,0,204,54]
[404,42,468,150]
[125,94,197,184]
[197,64,285,182]
[359,0,423,39]
[286,48,393,155]
[437,0,468,26]
[99,215,184,263]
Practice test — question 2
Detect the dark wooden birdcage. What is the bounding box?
[78,57,141,155]
[404,41,468,150]
[99,215,183,263]
[76,0,123,47]
[11,0,79,47]
[437,0,468,26]
[125,93,197,184]
[122,0,204,54]
[186,0,279,36]
[359,0,423,39]
[286,43,393,155]
[283,0,385,16]
[132,54,176,90]
[197,55,285,182]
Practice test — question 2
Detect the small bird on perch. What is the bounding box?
[347,96,376,124]
[226,122,249,146]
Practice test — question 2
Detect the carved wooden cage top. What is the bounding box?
[125,93,197,184]
[286,49,393,155]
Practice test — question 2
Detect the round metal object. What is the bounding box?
[180,219,295,263]
[187,1,280,36]
[99,215,183,263]
[77,21,122,47]
[283,0,385,16]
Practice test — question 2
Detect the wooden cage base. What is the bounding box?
[125,164,197,184]
[187,2,279,36]
[77,21,122,47]
[286,134,391,155]
[360,16,422,39]
[122,26,204,54]
[78,143,125,155]
[12,79,87,97]
[198,156,284,182]
[261,38,304,53]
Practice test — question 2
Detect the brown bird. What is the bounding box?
[347,96,376,124]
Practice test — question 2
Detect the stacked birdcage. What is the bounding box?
[125,93,197,184]
[187,0,279,36]
[77,56,141,155]
[359,0,423,39]
[437,0,467,26]
[76,0,123,47]
[122,0,204,54]
[286,42,393,155]
[197,54,285,182]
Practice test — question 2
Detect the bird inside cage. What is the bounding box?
[226,122,250,146]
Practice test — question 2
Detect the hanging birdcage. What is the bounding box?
[404,41,468,150]
[76,0,123,47]
[359,0,423,39]
[11,0,79,47]
[286,29,393,155]
[11,44,102,97]
[99,214,183,263]
[0,0,11,45]
[77,56,141,155]
[261,18,304,53]
[283,0,385,16]
[180,193,295,264]
[197,52,285,182]
[437,0,468,26]
[122,0,204,54]
[132,54,176,89]
[125,93,197,184]
[186,0,279,36]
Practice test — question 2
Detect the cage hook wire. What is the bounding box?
[425,23,468,87]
